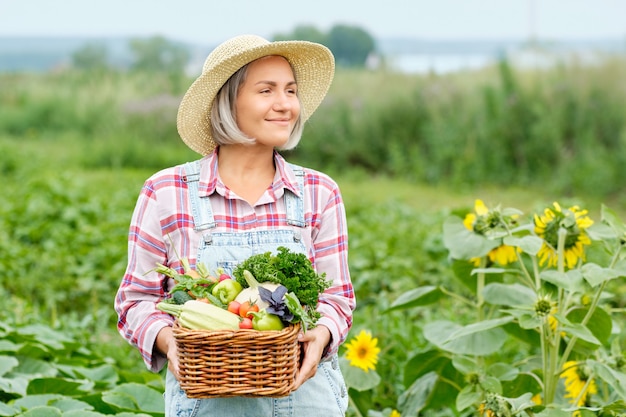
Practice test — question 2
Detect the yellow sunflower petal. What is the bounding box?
[344,330,381,372]
[475,199,489,216]
[463,213,476,231]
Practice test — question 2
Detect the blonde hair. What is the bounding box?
[210,59,304,150]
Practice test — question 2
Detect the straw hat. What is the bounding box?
[177,34,335,155]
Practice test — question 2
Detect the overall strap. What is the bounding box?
[182,160,216,231]
[285,163,306,228]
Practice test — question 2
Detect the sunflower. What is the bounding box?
[531,393,542,405]
[534,202,593,269]
[464,199,520,266]
[478,403,495,417]
[389,410,401,417]
[478,393,508,417]
[344,329,381,372]
[562,361,597,407]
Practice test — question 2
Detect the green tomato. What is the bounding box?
[211,279,242,304]
[249,310,285,331]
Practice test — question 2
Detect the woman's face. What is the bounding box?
[235,55,300,148]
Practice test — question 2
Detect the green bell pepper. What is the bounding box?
[249,310,285,331]
[211,279,242,304]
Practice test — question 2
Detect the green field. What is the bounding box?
[2,58,626,416]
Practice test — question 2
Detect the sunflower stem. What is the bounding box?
[544,227,568,405]
[477,257,486,321]
[438,286,474,308]
[558,280,608,374]
[540,316,550,403]
[556,244,618,374]
[348,396,365,417]
[513,249,536,289]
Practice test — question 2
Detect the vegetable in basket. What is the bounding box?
[232,246,331,323]
[156,299,240,331]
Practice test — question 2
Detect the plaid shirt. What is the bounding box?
[114,150,355,372]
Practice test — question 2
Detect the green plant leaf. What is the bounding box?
[483,283,536,307]
[452,356,478,375]
[443,217,500,260]
[338,357,380,391]
[534,409,571,417]
[0,340,19,354]
[14,357,56,378]
[403,349,458,388]
[397,372,438,416]
[456,385,480,412]
[481,375,502,393]
[581,263,623,287]
[26,378,85,396]
[445,317,514,341]
[63,412,106,417]
[488,363,519,382]
[588,361,626,401]
[0,401,17,416]
[0,356,18,376]
[567,307,613,351]
[17,406,62,417]
[540,270,584,292]
[102,383,164,414]
[424,319,511,356]
[15,325,73,351]
[12,394,64,411]
[601,204,626,237]
[504,235,543,256]
[555,314,601,346]
[502,373,541,399]
[385,285,443,312]
[100,392,137,413]
[505,392,536,414]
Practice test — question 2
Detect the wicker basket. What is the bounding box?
[172,321,301,398]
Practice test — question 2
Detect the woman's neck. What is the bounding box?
[216,145,276,205]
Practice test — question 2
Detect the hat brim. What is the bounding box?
[177,39,335,155]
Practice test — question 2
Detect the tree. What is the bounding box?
[272,24,376,68]
[273,25,327,45]
[71,43,109,71]
[327,25,376,67]
[129,36,190,74]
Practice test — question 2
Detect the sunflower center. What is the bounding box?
[541,213,581,249]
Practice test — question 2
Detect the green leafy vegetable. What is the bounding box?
[233,247,331,325]
[284,292,316,332]
[233,247,331,308]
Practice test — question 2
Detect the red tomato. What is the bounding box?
[239,301,259,318]
[239,317,253,329]
[227,301,241,315]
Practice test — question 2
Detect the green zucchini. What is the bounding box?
[157,300,240,331]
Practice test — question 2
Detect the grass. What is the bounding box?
[337,174,622,221]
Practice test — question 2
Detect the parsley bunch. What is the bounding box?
[233,247,331,309]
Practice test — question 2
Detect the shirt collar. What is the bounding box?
[197,148,300,198]
[273,151,301,198]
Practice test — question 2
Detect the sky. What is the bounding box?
[1,0,625,45]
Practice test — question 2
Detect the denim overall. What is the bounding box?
[164,160,348,417]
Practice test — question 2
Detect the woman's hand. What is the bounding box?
[293,325,331,390]
[156,326,180,379]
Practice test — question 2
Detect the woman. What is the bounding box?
[114,34,355,416]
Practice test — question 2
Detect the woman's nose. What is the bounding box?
[272,92,294,111]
